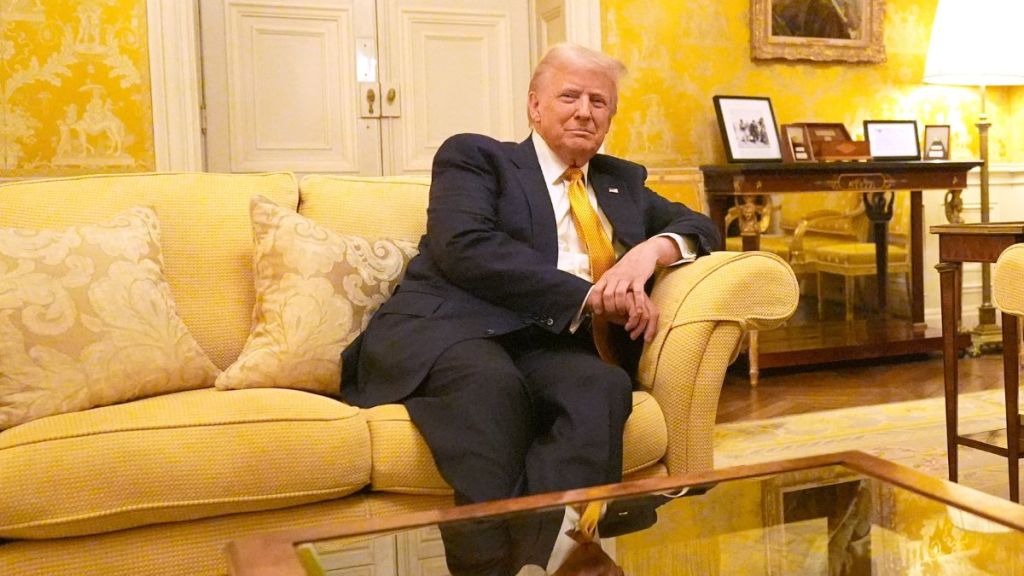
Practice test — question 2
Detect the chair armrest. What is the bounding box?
[995,244,1024,315]
[790,207,867,260]
[637,251,798,475]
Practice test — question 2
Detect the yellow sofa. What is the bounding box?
[0,172,799,575]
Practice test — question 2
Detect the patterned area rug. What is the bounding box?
[714,388,1018,500]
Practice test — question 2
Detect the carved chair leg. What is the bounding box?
[845,276,855,322]
[905,272,912,317]
[748,330,759,388]
[1019,320,1023,368]
[818,272,825,320]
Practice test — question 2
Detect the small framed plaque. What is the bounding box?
[923,125,951,160]
[864,120,921,160]
[781,124,814,162]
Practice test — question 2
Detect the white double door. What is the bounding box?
[200,0,532,175]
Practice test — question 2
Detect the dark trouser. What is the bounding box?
[403,326,633,575]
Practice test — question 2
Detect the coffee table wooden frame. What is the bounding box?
[226,451,1024,576]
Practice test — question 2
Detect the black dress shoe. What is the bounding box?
[596,483,716,538]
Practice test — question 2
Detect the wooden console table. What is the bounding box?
[931,222,1024,503]
[701,161,982,384]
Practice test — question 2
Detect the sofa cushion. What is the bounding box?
[0,207,219,430]
[365,391,668,494]
[0,172,300,369]
[0,388,370,539]
[216,197,417,394]
[298,175,429,243]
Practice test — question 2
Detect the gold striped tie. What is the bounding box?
[577,500,604,540]
[565,167,618,365]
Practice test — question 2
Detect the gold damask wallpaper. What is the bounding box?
[2,2,1017,179]
[0,0,154,176]
[601,0,1022,168]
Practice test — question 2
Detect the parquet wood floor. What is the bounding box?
[716,352,1008,424]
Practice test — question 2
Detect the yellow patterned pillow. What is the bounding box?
[216,196,418,394]
[0,207,219,430]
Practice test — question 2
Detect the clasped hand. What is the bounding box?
[586,237,677,342]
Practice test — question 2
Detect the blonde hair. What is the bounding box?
[529,43,628,114]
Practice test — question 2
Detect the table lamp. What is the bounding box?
[923,0,1024,354]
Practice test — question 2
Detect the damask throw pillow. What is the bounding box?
[215,196,418,394]
[0,207,220,430]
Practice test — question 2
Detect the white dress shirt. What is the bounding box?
[530,132,697,328]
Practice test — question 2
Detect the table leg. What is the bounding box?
[937,261,961,483]
[1019,321,1023,368]
[943,189,964,224]
[710,198,727,247]
[734,196,763,385]
[748,330,759,387]
[863,192,895,314]
[911,191,925,330]
[1003,312,1020,503]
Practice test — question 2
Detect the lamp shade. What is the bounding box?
[923,0,1024,86]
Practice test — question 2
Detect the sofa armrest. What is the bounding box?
[637,251,798,475]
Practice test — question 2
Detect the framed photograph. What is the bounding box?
[781,123,814,162]
[923,125,951,160]
[713,95,783,163]
[762,468,896,575]
[863,120,920,160]
[750,0,887,63]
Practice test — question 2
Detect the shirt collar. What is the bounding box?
[531,131,590,186]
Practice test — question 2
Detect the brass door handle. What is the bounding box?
[367,88,376,114]
[386,88,396,103]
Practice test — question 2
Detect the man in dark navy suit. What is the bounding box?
[341,43,719,574]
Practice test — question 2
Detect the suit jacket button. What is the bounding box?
[485,329,496,335]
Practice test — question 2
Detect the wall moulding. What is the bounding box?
[149,0,600,173]
[147,0,203,171]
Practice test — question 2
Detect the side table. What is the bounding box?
[702,160,981,385]
[931,222,1024,502]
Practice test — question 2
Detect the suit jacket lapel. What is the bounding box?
[589,161,645,249]
[511,138,559,262]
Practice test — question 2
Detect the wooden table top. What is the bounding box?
[700,160,983,176]
[931,222,1024,235]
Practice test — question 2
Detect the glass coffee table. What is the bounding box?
[226,451,1024,575]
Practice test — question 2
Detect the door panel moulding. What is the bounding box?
[150,0,596,172]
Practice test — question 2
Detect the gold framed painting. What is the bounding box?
[762,467,897,575]
[751,0,886,63]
